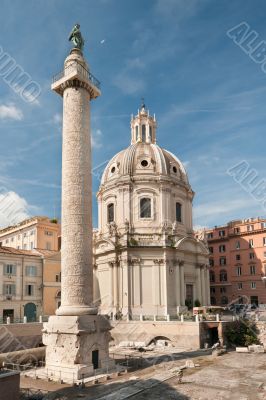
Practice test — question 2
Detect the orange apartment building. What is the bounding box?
[0,216,60,251]
[0,217,61,319]
[204,218,266,306]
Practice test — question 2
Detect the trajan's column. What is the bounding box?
[43,25,112,381]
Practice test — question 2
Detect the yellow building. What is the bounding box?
[0,216,60,251]
[39,250,61,316]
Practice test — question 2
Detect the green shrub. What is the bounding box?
[194,299,201,307]
[225,320,260,347]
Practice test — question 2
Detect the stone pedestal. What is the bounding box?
[43,315,113,380]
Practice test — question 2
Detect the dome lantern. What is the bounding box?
[131,100,157,145]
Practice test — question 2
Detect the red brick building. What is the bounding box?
[202,218,266,306]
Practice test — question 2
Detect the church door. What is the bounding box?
[186,284,194,308]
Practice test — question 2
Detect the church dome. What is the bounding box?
[100,102,189,187]
[100,142,189,185]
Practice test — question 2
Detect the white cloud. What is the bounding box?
[91,129,103,149]
[0,191,31,229]
[0,104,23,120]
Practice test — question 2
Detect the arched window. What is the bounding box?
[211,296,216,305]
[107,203,114,223]
[220,270,227,282]
[140,198,151,218]
[221,296,228,305]
[141,124,146,142]
[135,125,138,142]
[176,202,182,222]
[209,270,215,283]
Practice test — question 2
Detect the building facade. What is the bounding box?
[93,104,210,318]
[0,216,60,251]
[202,218,266,306]
[0,246,43,322]
[0,245,61,322]
[41,250,61,316]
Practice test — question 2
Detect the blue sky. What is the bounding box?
[0,0,266,229]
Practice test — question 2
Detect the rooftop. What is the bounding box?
[0,216,59,235]
[0,246,41,257]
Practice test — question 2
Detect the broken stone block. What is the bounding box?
[185,360,195,368]
[248,345,265,353]
[236,347,249,353]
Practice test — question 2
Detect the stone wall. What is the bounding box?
[0,323,42,353]
[110,321,201,349]
[0,371,20,400]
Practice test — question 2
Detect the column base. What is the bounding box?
[56,305,98,316]
[42,314,114,382]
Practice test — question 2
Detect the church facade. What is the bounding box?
[93,103,210,318]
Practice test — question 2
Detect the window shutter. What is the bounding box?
[13,265,17,276]
[11,284,16,295]
[3,265,7,275]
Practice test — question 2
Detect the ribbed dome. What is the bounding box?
[100,142,189,185]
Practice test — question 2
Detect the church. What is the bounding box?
[93,102,210,318]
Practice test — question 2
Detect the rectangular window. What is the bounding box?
[237,282,243,290]
[4,284,16,295]
[24,233,27,237]
[11,237,14,242]
[26,266,37,276]
[107,203,114,223]
[234,227,240,234]
[30,230,35,236]
[264,251,266,258]
[249,239,254,248]
[209,247,213,254]
[210,287,215,294]
[207,232,213,239]
[220,287,226,293]
[235,241,240,249]
[23,244,27,250]
[30,242,34,250]
[236,254,241,261]
[25,284,34,296]
[219,230,225,237]
[250,265,256,275]
[261,222,266,229]
[209,258,214,267]
[219,245,226,252]
[55,273,61,282]
[251,282,256,289]
[220,257,226,266]
[236,266,242,276]
[140,198,151,218]
[4,264,16,276]
[44,231,53,236]
[263,237,266,246]
[247,225,254,231]
[249,253,255,260]
[175,202,182,222]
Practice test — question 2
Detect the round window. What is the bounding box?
[111,166,116,173]
[173,166,177,173]
[141,160,149,167]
